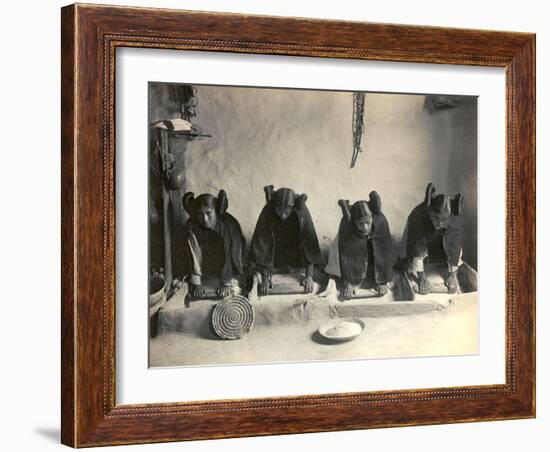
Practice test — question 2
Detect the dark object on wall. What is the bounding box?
[424,95,462,113]
[169,84,198,120]
[350,91,366,168]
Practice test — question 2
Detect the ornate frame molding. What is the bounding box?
[61,4,535,447]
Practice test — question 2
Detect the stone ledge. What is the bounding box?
[158,288,460,335]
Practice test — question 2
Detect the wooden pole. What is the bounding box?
[162,179,173,293]
[159,129,174,294]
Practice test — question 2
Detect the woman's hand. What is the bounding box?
[376,283,388,296]
[189,284,205,300]
[341,281,356,300]
[217,286,232,298]
[417,273,432,295]
[418,276,432,295]
[302,276,314,293]
[259,270,272,296]
[445,271,459,294]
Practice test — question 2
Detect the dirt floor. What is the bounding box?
[149,292,477,367]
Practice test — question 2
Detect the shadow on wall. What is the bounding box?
[149,84,478,272]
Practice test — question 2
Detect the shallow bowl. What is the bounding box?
[318,318,365,342]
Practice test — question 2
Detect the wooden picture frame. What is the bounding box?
[61,3,535,447]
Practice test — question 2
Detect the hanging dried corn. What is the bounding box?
[169,84,198,120]
[351,92,366,168]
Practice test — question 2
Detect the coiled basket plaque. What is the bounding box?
[211,295,255,340]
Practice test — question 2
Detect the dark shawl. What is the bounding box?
[182,213,245,283]
[338,212,393,285]
[404,203,462,266]
[248,202,324,268]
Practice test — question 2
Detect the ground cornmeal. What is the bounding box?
[325,322,362,338]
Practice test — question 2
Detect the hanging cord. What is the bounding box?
[169,85,198,120]
[157,128,174,176]
[351,92,366,168]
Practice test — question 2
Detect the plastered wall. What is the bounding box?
[149,84,478,269]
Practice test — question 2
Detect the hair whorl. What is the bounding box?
[338,199,351,222]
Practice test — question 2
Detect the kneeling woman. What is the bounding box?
[181,190,245,300]
[325,192,393,299]
[248,185,325,295]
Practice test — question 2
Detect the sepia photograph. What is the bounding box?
[148,82,478,368]
[53,1,537,448]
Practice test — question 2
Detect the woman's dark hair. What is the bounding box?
[182,190,228,215]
